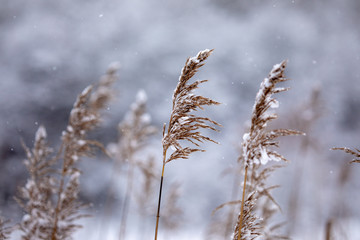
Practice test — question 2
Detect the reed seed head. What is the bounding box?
[242,61,304,167]
[162,49,221,163]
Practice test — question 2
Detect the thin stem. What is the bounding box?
[51,144,66,240]
[237,165,248,240]
[224,168,241,239]
[325,219,332,240]
[154,153,166,240]
[97,162,118,239]
[119,161,135,239]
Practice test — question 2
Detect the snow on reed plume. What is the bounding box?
[155,49,221,239]
[17,63,119,240]
[162,49,221,162]
[234,61,304,240]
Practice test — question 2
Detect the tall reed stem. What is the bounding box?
[119,161,135,239]
[237,165,248,240]
[154,152,166,240]
[224,169,241,238]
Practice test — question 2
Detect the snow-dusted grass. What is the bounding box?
[1,48,360,240]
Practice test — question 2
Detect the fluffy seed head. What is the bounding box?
[162,49,220,163]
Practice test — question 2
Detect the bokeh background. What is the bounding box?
[1,0,360,239]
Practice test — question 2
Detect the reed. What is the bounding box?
[154,49,221,239]
[16,64,119,240]
[234,61,303,239]
[116,90,156,239]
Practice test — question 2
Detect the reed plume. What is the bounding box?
[50,64,118,240]
[154,49,220,239]
[17,125,57,240]
[17,63,119,240]
[234,61,303,240]
[117,90,156,239]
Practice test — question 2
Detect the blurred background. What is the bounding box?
[1,0,360,239]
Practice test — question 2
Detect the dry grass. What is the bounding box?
[1,49,359,240]
[108,89,156,239]
[233,61,304,240]
[155,49,221,239]
[16,64,119,240]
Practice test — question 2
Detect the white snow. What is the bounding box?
[81,85,92,96]
[178,116,189,125]
[242,133,250,142]
[263,77,271,88]
[141,113,151,124]
[35,125,47,141]
[136,89,147,103]
[22,214,31,222]
[25,180,35,190]
[260,148,270,165]
[70,171,81,181]
[269,99,279,109]
[67,126,74,133]
[77,140,86,146]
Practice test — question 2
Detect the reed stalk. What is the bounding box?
[154,49,220,239]
[233,61,303,239]
[237,165,248,240]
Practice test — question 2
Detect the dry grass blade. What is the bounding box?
[212,200,242,216]
[332,147,360,163]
